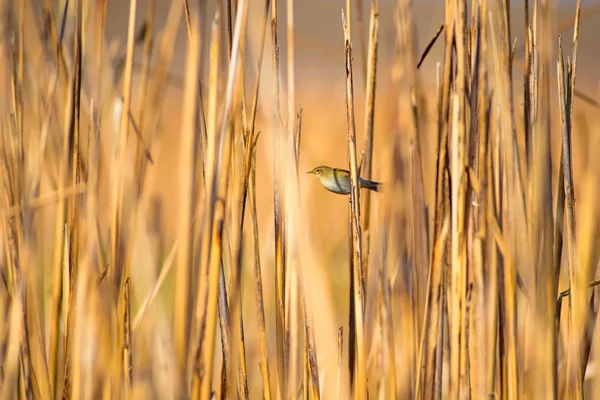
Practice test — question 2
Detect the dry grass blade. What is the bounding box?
[416,24,444,69]
[132,242,179,331]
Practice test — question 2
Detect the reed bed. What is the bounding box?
[2,0,600,398]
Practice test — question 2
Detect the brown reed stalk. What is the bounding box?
[217,261,231,399]
[342,10,366,399]
[336,327,343,399]
[360,0,378,282]
[123,278,133,395]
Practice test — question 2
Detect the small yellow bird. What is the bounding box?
[307,166,382,195]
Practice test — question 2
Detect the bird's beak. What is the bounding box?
[306,170,313,174]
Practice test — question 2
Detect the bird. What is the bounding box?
[307,165,382,195]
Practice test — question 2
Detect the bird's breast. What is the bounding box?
[323,177,351,194]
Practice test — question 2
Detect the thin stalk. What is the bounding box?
[174,6,200,388]
[361,0,379,285]
[342,11,366,400]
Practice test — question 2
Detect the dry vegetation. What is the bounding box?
[2,0,600,398]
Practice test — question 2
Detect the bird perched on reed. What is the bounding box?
[307,166,381,195]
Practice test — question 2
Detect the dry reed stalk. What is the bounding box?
[415,215,449,400]
[302,295,321,399]
[221,17,250,400]
[489,7,521,398]
[270,0,288,395]
[342,10,366,399]
[284,0,298,396]
[517,0,557,396]
[189,13,220,394]
[465,4,489,396]
[557,1,584,394]
[288,270,299,399]
[217,261,231,399]
[60,225,71,398]
[235,1,273,397]
[227,153,250,399]
[223,6,251,400]
[108,0,137,288]
[191,1,248,397]
[249,142,272,399]
[55,1,85,392]
[354,0,367,80]
[449,88,468,398]
[172,9,200,391]
[452,2,470,399]
[345,4,357,387]
[424,47,452,397]
[44,4,71,395]
[360,0,378,285]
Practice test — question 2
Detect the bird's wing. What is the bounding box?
[333,168,351,179]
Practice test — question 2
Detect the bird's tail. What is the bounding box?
[361,179,382,193]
